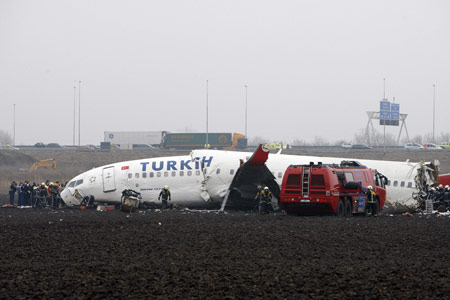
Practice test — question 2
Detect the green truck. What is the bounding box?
[162,132,234,149]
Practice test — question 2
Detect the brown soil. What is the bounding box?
[0,208,449,299]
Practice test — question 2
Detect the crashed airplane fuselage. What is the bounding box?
[61,146,447,212]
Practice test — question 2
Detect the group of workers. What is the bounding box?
[8,180,64,208]
[255,185,273,214]
[157,184,274,214]
[424,184,450,211]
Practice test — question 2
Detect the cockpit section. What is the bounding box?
[60,174,89,207]
[66,179,84,188]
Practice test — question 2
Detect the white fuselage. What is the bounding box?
[61,149,424,209]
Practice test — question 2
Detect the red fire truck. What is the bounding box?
[279,161,387,216]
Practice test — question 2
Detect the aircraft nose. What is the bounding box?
[61,188,81,207]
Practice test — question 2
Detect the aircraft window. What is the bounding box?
[393,181,398,187]
[164,172,169,177]
[187,171,192,176]
[216,168,220,174]
[135,173,139,178]
[400,181,405,187]
[149,172,154,178]
[278,172,282,179]
[407,182,413,188]
[142,172,147,178]
[180,171,184,176]
[196,170,201,176]
[171,171,176,177]
[75,179,83,187]
[387,180,391,186]
[67,181,75,188]
[230,169,234,175]
[157,172,161,177]
[128,173,132,179]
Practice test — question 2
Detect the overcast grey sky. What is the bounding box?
[1,0,449,145]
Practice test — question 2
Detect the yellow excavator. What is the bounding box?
[29,158,56,173]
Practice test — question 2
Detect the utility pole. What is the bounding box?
[78,80,81,146]
[433,84,436,143]
[383,78,386,153]
[13,104,15,146]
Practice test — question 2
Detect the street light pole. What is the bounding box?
[383,78,386,153]
[73,85,76,146]
[13,104,15,146]
[78,80,81,146]
[245,85,248,137]
[206,80,209,148]
[433,84,436,143]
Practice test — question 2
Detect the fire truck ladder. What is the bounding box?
[302,167,311,198]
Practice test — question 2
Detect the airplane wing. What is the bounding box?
[223,145,280,210]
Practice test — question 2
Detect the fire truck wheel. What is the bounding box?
[336,199,345,217]
[344,200,352,217]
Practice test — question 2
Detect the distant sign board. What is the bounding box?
[390,103,400,126]
[380,101,390,125]
[379,100,399,126]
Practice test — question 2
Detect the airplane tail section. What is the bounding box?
[246,144,270,166]
[221,145,280,210]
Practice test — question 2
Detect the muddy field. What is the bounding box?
[1,207,449,299]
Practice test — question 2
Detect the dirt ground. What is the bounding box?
[1,207,449,299]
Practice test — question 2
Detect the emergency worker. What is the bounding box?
[9,181,16,205]
[31,183,38,207]
[258,186,272,214]
[36,183,49,208]
[158,185,171,210]
[23,181,31,206]
[17,182,23,206]
[254,185,263,210]
[366,185,377,216]
[444,185,450,210]
[432,185,445,209]
[49,182,60,208]
[254,185,262,198]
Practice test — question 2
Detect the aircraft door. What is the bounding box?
[102,166,116,192]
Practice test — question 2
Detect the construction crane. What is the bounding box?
[29,158,56,173]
